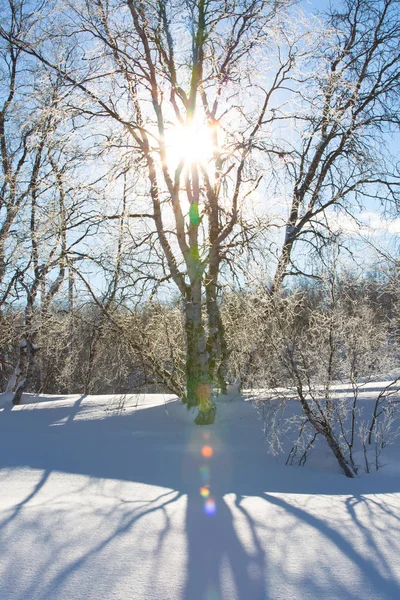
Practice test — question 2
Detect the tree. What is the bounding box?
[250,260,400,477]
[0,3,48,307]
[269,0,400,291]
[0,1,104,402]
[1,0,399,425]
[1,0,299,422]
[0,6,70,401]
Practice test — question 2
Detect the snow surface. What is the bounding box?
[0,389,399,600]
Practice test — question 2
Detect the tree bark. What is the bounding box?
[184,280,216,424]
[11,335,38,405]
[298,393,355,478]
[206,273,227,394]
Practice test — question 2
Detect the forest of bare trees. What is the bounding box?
[0,0,399,474]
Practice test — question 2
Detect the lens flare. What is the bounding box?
[204,498,216,515]
[203,431,210,440]
[197,383,211,402]
[200,465,209,483]
[201,445,213,458]
[200,486,210,498]
[205,585,219,600]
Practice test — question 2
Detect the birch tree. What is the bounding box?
[0,2,100,401]
[3,0,399,425]
[1,0,297,422]
[269,0,400,291]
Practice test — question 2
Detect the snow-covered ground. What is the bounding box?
[0,389,399,599]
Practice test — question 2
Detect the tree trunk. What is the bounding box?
[322,425,356,478]
[184,281,216,425]
[206,271,228,395]
[11,336,38,405]
[298,395,355,478]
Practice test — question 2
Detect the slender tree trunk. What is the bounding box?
[298,394,355,478]
[11,335,38,405]
[205,273,227,394]
[184,280,216,425]
[85,321,102,395]
[271,233,295,295]
[323,426,356,478]
[66,267,74,393]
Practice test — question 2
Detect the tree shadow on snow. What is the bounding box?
[0,397,399,599]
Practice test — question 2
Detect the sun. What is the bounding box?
[165,119,215,166]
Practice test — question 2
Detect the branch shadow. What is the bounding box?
[0,396,399,599]
[263,492,400,599]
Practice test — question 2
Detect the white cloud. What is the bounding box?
[328,211,400,238]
